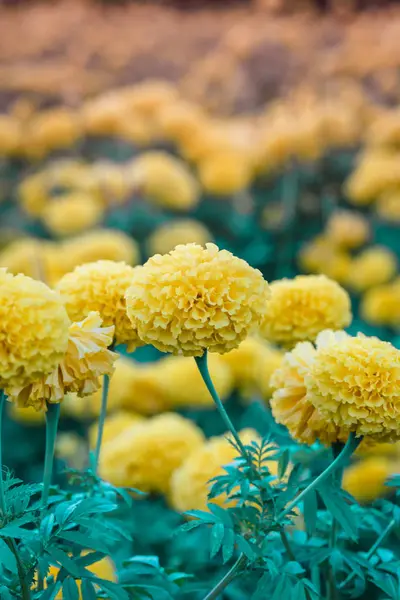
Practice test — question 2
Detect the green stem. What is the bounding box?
[203,554,247,600]
[195,352,247,457]
[279,433,362,521]
[280,529,296,561]
[94,373,110,474]
[6,538,31,600]
[0,391,6,516]
[41,403,60,512]
[328,443,345,600]
[339,518,396,590]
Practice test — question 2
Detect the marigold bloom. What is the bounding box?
[298,236,351,285]
[270,330,349,446]
[6,312,117,411]
[345,247,397,292]
[57,260,141,350]
[343,457,394,503]
[261,275,351,347]
[42,193,104,237]
[99,413,205,494]
[89,411,144,449]
[0,238,59,281]
[360,284,400,327]
[376,190,400,223]
[345,150,400,205]
[24,108,81,159]
[147,219,212,257]
[126,243,269,356]
[170,429,265,512]
[325,210,370,249]
[0,269,70,389]
[198,150,253,196]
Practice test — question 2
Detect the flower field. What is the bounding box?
[1,2,400,599]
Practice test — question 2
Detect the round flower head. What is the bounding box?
[0,269,70,388]
[89,411,144,449]
[147,219,212,257]
[6,312,118,410]
[125,243,269,356]
[306,333,400,441]
[261,275,351,348]
[271,330,350,446]
[343,457,395,504]
[57,260,141,350]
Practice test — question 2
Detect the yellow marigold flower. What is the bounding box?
[61,229,140,275]
[307,333,400,440]
[126,243,269,356]
[0,269,70,389]
[345,246,397,292]
[147,219,212,257]
[88,411,144,449]
[170,429,264,512]
[376,189,400,223]
[198,150,253,196]
[7,404,45,425]
[126,152,199,211]
[298,236,352,285]
[57,260,141,350]
[42,193,104,237]
[261,275,351,348]
[361,283,400,327]
[99,413,205,494]
[6,312,117,411]
[343,457,394,503]
[118,81,179,116]
[24,108,81,159]
[157,100,207,144]
[44,552,115,598]
[0,115,22,156]
[344,150,400,205]
[221,337,283,398]
[356,440,400,459]
[0,238,58,281]
[325,210,370,249]
[18,173,48,217]
[158,354,234,408]
[270,330,349,446]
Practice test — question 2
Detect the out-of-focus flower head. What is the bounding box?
[126,151,199,211]
[126,243,269,356]
[88,411,144,449]
[24,108,81,159]
[18,172,48,217]
[197,150,253,196]
[376,189,400,223]
[116,361,171,415]
[6,312,117,411]
[0,238,60,283]
[298,236,351,285]
[343,457,395,504]
[0,269,70,389]
[344,149,400,205]
[271,330,350,446]
[325,210,370,249]
[361,283,400,327]
[8,404,45,426]
[147,219,212,257]
[345,246,397,292]
[0,115,22,157]
[261,275,351,348]
[99,413,205,494]
[57,260,141,350]
[42,192,104,237]
[307,332,400,441]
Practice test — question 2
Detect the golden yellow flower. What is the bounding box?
[18,173,48,217]
[0,238,58,281]
[361,283,400,327]
[343,457,394,503]
[298,236,352,285]
[344,149,400,205]
[126,243,268,356]
[261,275,351,348]
[147,220,212,257]
[99,413,205,494]
[270,330,349,446]
[356,439,400,459]
[57,260,141,350]
[88,411,144,449]
[42,193,104,237]
[6,312,117,411]
[24,108,81,159]
[376,189,400,223]
[325,210,370,249]
[170,429,264,512]
[43,553,115,599]
[198,150,253,196]
[158,354,234,408]
[345,246,397,292]
[0,115,22,156]
[125,152,199,211]
[0,269,70,389]
[157,100,207,144]
[307,333,400,440]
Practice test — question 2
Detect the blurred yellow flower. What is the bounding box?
[24,108,81,159]
[198,150,253,196]
[376,189,400,223]
[0,269,70,389]
[298,237,352,285]
[6,312,117,411]
[261,275,351,347]
[0,115,22,156]
[308,333,400,441]
[157,100,207,144]
[345,246,397,292]
[88,410,144,449]
[55,432,87,470]
[271,330,349,446]
[343,457,394,503]
[0,238,58,282]
[126,243,269,356]
[42,193,104,237]
[345,149,400,205]
[114,360,171,415]
[126,152,199,211]
[325,210,370,249]
[99,413,205,494]
[361,283,400,327]
[7,403,45,426]
[18,173,48,217]
[57,260,141,350]
[147,220,212,257]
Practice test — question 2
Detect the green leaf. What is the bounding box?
[93,578,130,600]
[222,528,235,564]
[318,487,358,540]
[80,579,98,600]
[0,539,17,573]
[185,510,216,524]
[208,504,233,528]
[303,489,318,535]
[58,530,111,554]
[46,547,82,578]
[278,449,290,479]
[62,577,80,600]
[210,522,225,559]
[284,561,305,576]
[235,536,258,561]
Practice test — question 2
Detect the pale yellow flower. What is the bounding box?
[42,193,104,237]
[125,243,269,356]
[343,457,395,503]
[89,411,144,449]
[325,210,370,249]
[147,220,212,257]
[361,283,400,327]
[345,247,397,292]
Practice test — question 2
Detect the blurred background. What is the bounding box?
[1,0,400,584]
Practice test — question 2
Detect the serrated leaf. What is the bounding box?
[210,522,225,559]
[62,577,80,600]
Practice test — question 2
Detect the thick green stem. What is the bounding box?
[328,443,345,600]
[6,538,31,600]
[94,373,110,473]
[41,403,60,512]
[203,554,247,600]
[0,391,6,516]
[195,352,247,456]
[279,433,362,521]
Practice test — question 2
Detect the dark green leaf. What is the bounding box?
[235,536,258,561]
[210,522,225,559]
[278,450,290,479]
[62,577,80,600]
[222,528,235,564]
[46,547,82,578]
[80,579,98,600]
